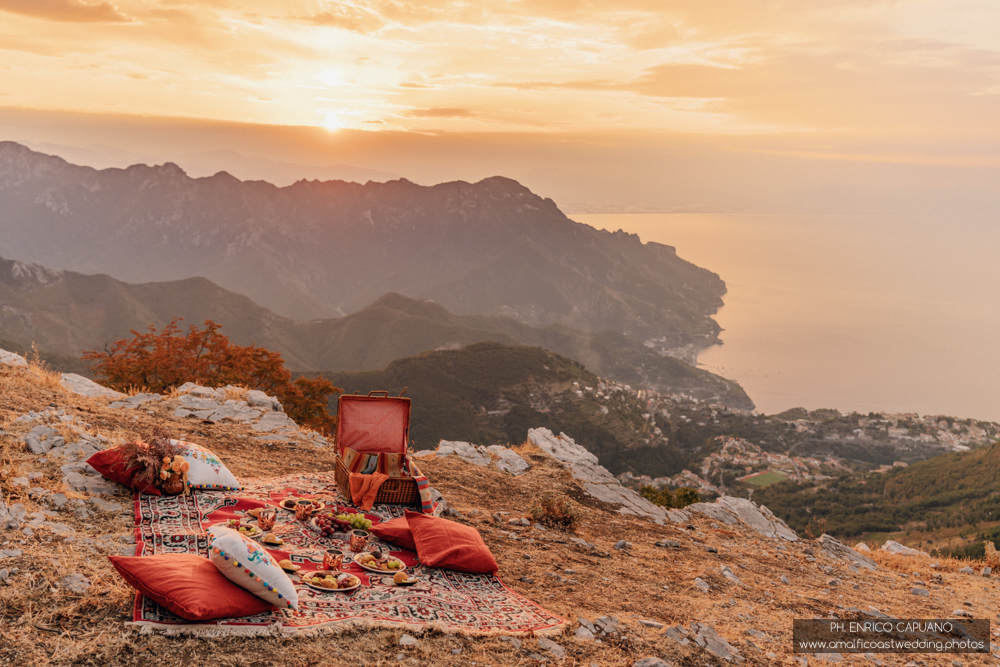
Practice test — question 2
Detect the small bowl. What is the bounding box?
[396,577,419,587]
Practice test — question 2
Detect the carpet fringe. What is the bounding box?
[129,616,568,639]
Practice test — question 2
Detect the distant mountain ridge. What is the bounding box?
[0,141,725,348]
[0,256,752,408]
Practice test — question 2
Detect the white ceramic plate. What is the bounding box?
[212,522,263,539]
[356,560,406,575]
[301,574,361,593]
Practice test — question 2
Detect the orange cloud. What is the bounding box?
[406,108,474,118]
[0,0,129,22]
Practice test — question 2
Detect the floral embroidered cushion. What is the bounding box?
[207,525,298,610]
[171,439,242,491]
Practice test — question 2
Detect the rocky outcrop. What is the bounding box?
[414,440,531,475]
[60,373,125,399]
[818,534,878,570]
[880,540,928,557]
[683,496,799,542]
[527,428,686,524]
[0,349,26,367]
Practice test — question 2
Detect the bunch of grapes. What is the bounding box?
[314,512,352,537]
[336,512,373,531]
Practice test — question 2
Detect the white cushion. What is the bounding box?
[207,525,298,610]
[171,439,242,492]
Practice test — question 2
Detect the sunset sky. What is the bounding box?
[1,0,998,211]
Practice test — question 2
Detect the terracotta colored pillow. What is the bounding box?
[86,449,161,495]
[404,510,498,574]
[370,516,417,552]
[109,554,274,621]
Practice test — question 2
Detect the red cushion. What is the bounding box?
[404,510,498,574]
[370,516,417,552]
[109,554,275,621]
[86,448,161,495]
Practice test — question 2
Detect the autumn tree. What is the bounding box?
[84,319,340,434]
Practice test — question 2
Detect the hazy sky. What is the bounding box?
[1,0,998,211]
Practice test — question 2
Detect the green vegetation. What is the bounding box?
[317,341,687,477]
[640,485,699,509]
[743,471,789,487]
[755,442,1000,550]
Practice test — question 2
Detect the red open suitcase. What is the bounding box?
[334,390,420,506]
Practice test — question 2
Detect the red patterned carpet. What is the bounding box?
[130,473,566,636]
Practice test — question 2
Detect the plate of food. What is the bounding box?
[301,571,361,593]
[260,532,284,547]
[216,521,264,539]
[392,571,419,587]
[355,550,406,574]
[278,559,301,573]
[279,498,326,513]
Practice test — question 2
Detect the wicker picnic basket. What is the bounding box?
[334,390,420,506]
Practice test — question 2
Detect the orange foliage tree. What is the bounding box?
[84,319,340,434]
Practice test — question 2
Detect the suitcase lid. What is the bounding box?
[336,391,410,455]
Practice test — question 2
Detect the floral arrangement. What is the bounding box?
[117,427,189,494]
[160,454,190,484]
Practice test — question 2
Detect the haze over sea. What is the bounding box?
[576,213,1000,423]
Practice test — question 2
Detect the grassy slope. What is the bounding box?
[1,361,996,667]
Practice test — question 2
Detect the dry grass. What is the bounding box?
[2,362,999,666]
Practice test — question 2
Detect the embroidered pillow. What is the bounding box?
[109,553,274,621]
[207,525,298,610]
[171,439,242,491]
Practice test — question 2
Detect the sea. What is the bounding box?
[574,213,1000,423]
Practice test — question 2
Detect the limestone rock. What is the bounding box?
[819,534,878,570]
[437,441,491,466]
[485,445,530,474]
[537,637,565,659]
[527,428,670,524]
[633,658,671,667]
[880,540,928,557]
[720,566,742,585]
[252,411,298,433]
[692,623,740,662]
[24,425,62,455]
[399,634,419,647]
[245,389,283,412]
[0,348,28,367]
[686,496,799,541]
[60,573,92,594]
[60,373,125,399]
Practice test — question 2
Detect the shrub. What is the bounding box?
[640,485,700,509]
[84,318,341,434]
[531,493,582,530]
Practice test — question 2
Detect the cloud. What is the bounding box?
[0,0,129,22]
[406,108,474,118]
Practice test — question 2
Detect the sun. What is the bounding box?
[322,113,344,131]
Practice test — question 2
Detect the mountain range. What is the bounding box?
[0,141,725,348]
[0,256,752,408]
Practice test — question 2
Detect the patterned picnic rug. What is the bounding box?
[130,472,565,636]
